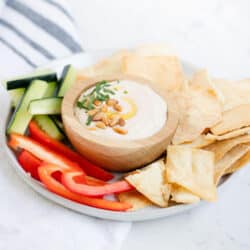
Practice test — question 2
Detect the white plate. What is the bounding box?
[0,51,231,221]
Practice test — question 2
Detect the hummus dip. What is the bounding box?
[75,80,167,140]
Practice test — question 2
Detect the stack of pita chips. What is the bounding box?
[78,45,250,211]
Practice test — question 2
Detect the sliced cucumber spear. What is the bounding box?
[2,68,55,89]
[58,65,77,97]
[7,80,49,135]
[51,116,64,132]
[34,115,64,140]
[8,88,25,108]
[8,81,57,109]
[28,97,62,115]
[6,72,57,90]
[2,69,57,107]
[44,81,57,97]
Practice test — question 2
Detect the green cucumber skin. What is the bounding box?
[2,70,57,107]
[1,68,54,88]
[34,115,64,140]
[51,115,65,133]
[28,97,62,115]
[44,82,57,98]
[8,81,57,109]
[58,65,77,97]
[7,80,50,135]
[7,73,57,90]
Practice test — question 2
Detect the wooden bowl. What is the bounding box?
[62,74,179,172]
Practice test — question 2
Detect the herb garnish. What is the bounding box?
[86,115,93,125]
[77,80,115,125]
[103,88,115,95]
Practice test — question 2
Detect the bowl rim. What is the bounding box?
[62,73,179,150]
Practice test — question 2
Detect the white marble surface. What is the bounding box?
[70,0,250,250]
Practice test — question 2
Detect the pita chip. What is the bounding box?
[182,135,215,148]
[225,151,250,175]
[190,69,225,104]
[204,134,250,162]
[214,144,250,185]
[118,190,152,211]
[205,126,250,141]
[122,54,184,92]
[171,184,200,204]
[166,145,217,201]
[211,104,250,135]
[77,49,132,79]
[125,160,170,207]
[172,85,221,144]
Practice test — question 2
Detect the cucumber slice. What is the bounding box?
[2,69,56,107]
[1,68,54,88]
[44,81,57,97]
[34,115,64,140]
[8,88,25,108]
[28,97,62,115]
[7,80,49,135]
[6,72,57,90]
[7,81,56,109]
[51,115,64,132]
[58,65,77,97]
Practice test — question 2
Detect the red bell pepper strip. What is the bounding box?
[62,171,133,197]
[29,121,113,181]
[78,175,106,186]
[17,150,105,186]
[8,133,84,174]
[18,150,41,180]
[38,164,132,211]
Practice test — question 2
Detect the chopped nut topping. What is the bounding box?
[102,114,109,126]
[94,100,102,106]
[114,103,122,112]
[106,98,118,107]
[96,121,106,129]
[80,82,130,134]
[101,104,108,112]
[113,127,128,135]
[92,112,104,121]
[88,108,99,116]
[118,118,126,126]
[109,114,121,127]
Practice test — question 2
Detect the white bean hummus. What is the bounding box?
[75,80,167,140]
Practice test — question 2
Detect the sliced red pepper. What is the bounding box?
[80,175,106,186]
[38,164,132,211]
[8,133,84,174]
[29,121,113,181]
[17,149,104,186]
[62,171,133,197]
[18,150,62,181]
[18,150,41,180]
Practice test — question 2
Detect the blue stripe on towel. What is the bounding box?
[43,0,74,22]
[0,37,36,67]
[0,19,55,60]
[6,0,83,53]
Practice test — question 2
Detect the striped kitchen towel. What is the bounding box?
[0,0,83,79]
